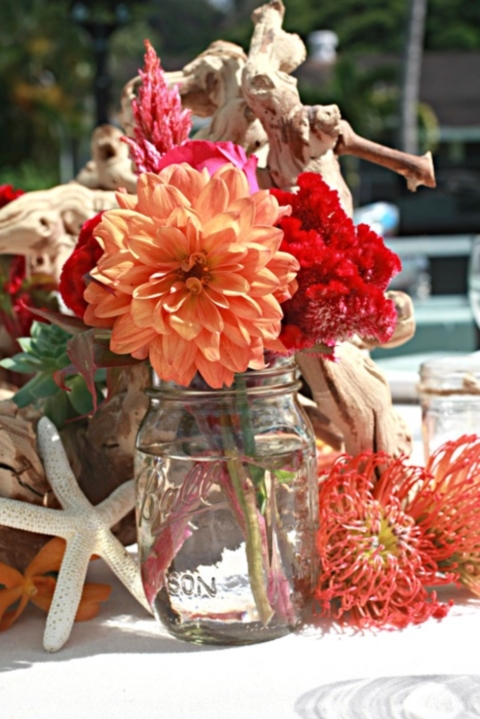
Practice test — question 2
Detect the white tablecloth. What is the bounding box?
[3,406,480,719]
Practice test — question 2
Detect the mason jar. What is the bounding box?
[134,356,318,645]
[418,354,480,460]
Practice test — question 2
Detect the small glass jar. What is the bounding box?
[418,355,480,460]
[134,357,318,646]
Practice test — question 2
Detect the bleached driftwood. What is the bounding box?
[242,0,353,212]
[296,342,413,457]
[0,183,117,281]
[75,124,137,193]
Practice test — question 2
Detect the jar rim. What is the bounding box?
[146,356,301,397]
[419,353,480,393]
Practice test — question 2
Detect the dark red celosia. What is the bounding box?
[270,174,402,350]
[315,452,453,629]
[59,212,104,318]
[122,40,192,174]
[0,184,24,209]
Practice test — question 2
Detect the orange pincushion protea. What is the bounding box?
[315,453,453,629]
[84,163,298,388]
[411,435,480,595]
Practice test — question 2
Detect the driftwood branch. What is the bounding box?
[241,0,353,211]
[75,124,137,193]
[336,119,436,191]
[296,343,413,458]
[0,184,117,281]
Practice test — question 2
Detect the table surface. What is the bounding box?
[3,406,480,719]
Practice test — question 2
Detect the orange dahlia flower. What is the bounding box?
[83,163,298,387]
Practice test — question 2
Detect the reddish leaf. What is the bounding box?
[66,329,99,413]
[26,306,89,335]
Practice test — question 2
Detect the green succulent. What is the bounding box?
[0,321,105,427]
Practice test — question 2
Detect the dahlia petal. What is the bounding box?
[249,268,281,296]
[133,276,173,299]
[159,163,208,205]
[194,176,229,224]
[112,264,154,294]
[130,297,158,327]
[222,318,251,347]
[128,226,186,267]
[225,294,262,319]
[162,287,189,313]
[214,164,249,202]
[115,191,137,210]
[195,329,221,361]
[152,183,191,220]
[153,225,193,263]
[149,336,197,386]
[110,313,157,354]
[195,353,234,389]
[209,272,250,296]
[203,286,231,309]
[83,305,116,329]
[87,292,131,319]
[170,313,202,341]
[191,291,224,333]
[246,226,284,254]
[202,211,240,241]
[218,336,252,372]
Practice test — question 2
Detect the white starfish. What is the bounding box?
[0,416,152,652]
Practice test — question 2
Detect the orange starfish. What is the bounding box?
[0,537,111,631]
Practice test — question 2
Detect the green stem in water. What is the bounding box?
[220,412,274,625]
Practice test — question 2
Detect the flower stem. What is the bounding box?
[220,412,274,625]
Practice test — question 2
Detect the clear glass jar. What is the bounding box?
[418,355,480,460]
[134,357,318,646]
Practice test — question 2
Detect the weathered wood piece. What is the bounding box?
[0,184,117,281]
[75,124,137,193]
[296,342,413,458]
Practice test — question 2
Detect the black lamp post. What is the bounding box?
[70,1,131,127]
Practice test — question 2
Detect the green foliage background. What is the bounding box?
[0,0,479,191]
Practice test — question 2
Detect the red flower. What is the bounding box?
[410,436,480,595]
[271,174,401,350]
[315,452,453,629]
[59,213,104,317]
[122,39,192,173]
[0,184,24,209]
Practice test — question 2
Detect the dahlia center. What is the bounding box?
[179,252,211,294]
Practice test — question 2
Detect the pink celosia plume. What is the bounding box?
[122,40,192,173]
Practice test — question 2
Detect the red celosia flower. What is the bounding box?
[271,173,402,350]
[122,40,192,173]
[315,452,453,629]
[59,212,104,317]
[0,184,24,209]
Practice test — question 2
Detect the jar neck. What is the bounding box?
[146,355,300,398]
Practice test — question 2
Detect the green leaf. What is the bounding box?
[44,391,69,428]
[0,354,43,373]
[12,373,60,407]
[67,375,95,416]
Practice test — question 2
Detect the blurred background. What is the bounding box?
[1,0,480,361]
